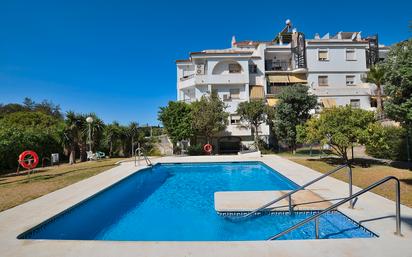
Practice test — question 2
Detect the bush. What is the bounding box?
[0,111,63,172]
[187,144,205,156]
[366,124,408,161]
[148,147,163,156]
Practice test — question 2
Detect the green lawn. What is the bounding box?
[287,157,412,208]
[0,158,123,212]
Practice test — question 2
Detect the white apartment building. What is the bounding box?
[176,20,389,153]
[307,32,389,109]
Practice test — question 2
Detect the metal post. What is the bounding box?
[288,195,293,214]
[138,143,141,166]
[348,164,354,208]
[406,124,411,166]
[88,123,92,152]
[315,218,319,239]
[395,179,401,236]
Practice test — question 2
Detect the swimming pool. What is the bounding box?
[19,162,375,241]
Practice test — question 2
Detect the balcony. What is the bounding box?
[196,74,248,85]
[265,60,291,72]
[178,73,249,90]
[179,74,196,89]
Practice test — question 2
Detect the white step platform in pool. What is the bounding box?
[214,190,333,212]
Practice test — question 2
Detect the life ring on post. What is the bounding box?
[203,144,213,154]
[18,150,39,169]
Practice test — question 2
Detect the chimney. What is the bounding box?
[231,35,237,47]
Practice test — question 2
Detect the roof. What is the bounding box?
[175,59,191,63]
[190,49,253,56]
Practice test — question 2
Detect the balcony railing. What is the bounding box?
[265,60,291,71]
[180,73,195,81]
[267,85,288,95]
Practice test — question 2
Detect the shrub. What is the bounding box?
[366,124,408,161]
[187,144,205,156]
[148,148,163,156]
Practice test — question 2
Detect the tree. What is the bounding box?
[383,39,412,125]
[300,106,375,161]
[63,112,83,164]
[191,93,228,144]
[128,122,139,156]
[0,111,63,171]
[273,85,317,153]
[367,64,386,114]
[104,122,121,157]
[0,98,62,119]
[158,101,193,145]
[83,113,105,152]
[365,123,407,160]
[237,100,273,149]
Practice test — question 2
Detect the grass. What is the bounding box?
[287,157,412,207]
[0,158,123,212]
[263,146,334,158]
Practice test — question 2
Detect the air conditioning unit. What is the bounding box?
[223,94,231,101]
[196,64,205,75]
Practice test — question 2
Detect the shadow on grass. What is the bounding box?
[0,163,116,186]
[295,149,333,156]
[306,157,412,170]
[399,178,412,185]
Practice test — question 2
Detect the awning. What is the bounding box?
[288,74,307,83]
[267,98,279,107]
[267,74,307,83]
[250,85,265,99]
[321,98,337,108]
[268,75,289,83]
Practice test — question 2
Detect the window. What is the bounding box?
[230,114,241,125]
[350,99,360,108]
[229,63,241,73]
[318,50,329,61]
[318,76,328,86]
[249,64,257,74]
[346,75,355,86]
[346,49,356,61]
[229,88,240,99]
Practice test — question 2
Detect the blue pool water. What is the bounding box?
[20,162,375,241]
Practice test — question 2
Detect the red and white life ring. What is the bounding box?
[203,144,213,154]
[18,150,39,169]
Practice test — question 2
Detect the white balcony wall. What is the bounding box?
[195,74,248,85]
[308,73,365,89]
[318,96,371,109]
[178,76,196,89]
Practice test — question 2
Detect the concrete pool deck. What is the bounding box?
[0,155,411,257]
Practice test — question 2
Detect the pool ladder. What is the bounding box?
[236,163,355,220]
[227,163,402,239]
[134,147,152,166]
[268,176,401,240]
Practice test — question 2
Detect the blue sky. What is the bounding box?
[0,0,410,125]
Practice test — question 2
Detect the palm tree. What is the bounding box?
[105,122,121,157]
[128,122,139,156]
[367,64,385,114]
[118,125,129,157]
[82,113,105,152]
[63,111,82,164]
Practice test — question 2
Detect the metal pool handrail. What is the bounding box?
[134,147,152,166]
[268,176,401,240]
[233,163,352,220]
